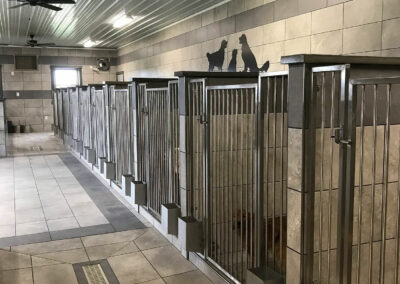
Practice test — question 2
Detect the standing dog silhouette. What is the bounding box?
[206,40,227,72]
[228,49,238,72]
[239,34,270,72]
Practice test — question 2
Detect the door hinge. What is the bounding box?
[332,128,352,145]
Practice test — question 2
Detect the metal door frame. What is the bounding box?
[202,82,261,284]
[311,64,355,284]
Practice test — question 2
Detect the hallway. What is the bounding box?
[0,147,213,283]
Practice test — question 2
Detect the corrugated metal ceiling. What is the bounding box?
[0,0,229,49]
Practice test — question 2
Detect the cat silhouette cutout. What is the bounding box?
[206,40,228,72]
[239,34,269,72]
[228,49,238,72]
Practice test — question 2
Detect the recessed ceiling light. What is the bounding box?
[110,12,142,29]
[83,39,101,48]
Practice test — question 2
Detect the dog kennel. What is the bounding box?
[130,78,180,218]
[61,88,71,144]
[88,84,107,167]
[56,88,64,138]
[175,71,288,283]
[52,89,59,135]
[281,54,400,284]
[105,82,133,187]
[78,86,90,152]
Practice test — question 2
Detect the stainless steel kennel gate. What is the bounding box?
[176,71,288,283]
[282,54,400,284]
[106,82,133,185]
[90,84,107,167]
[130,78,180,218]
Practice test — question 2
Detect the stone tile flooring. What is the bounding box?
[0,228,213,283]
[6,133,66,157]
[0,133,215,283]
[0,155,109,238]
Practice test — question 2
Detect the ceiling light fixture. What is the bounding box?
[83,39,101,48]
[111,12,140,29]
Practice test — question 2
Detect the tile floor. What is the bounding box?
[0,155,109,238]
[0,228,213,284]
[6,133,66,157]
[0,133,216,283]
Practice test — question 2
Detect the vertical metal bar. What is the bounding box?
[232,87,238,277]
[265,77,270,267]
[396,101,400,284]
[379,84,391,284]
[356,85,366,284]
[240,88,244,281]
[337,66,355,284]
[328,72,336,284]
[272,77,277,269]
[318,72,326,283]
[279,75,285,273]
[368,84,378,284]
[204,82,210,259]
[229,88,233,273]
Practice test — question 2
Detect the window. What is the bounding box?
[52,68,81,88]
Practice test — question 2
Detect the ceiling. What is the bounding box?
[0,0,229,49]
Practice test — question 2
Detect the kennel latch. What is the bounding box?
[331,128,351,145]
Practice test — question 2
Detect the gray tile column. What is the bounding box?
[286,63,315,284]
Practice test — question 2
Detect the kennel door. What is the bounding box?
[204,83,260,283]
[311,65,355,284]
[145,87,171,217]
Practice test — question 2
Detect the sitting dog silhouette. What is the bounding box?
[206,40,228,72]
[239,34,270,72]
[228,49,238,72]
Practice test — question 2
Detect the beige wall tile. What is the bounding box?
[263,20,286,44]
[228,0,246,16]
[343,22,381,54]
[312,4,344,34]
[263,41,285,63]
[382,18,400,50]
[285,13,312,40]
[23,81,42,91]
[311,30,343,54]
[383,0,400,20]
[287,189,302,252]
[246,0,265,9]
[4,82,23,91]
[286,248,301,284]
[344,0,382,28]
[284,36,311,56]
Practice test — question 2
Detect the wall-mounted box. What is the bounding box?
[122,174,133,196]
[75,140,83,154]
[178,216,203,253]
[246,267,283,284]
[104,162,115,180]
[86,148,96,164]
[131,181,146,205]
[161,203,180,236]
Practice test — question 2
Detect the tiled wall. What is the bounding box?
[5,99,54,132]
[117,0,400,77]
[1,47,118,132]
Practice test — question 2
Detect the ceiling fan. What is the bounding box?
[9,0,76,11]
[26,34,55,47]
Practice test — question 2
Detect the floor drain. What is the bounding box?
[82,264,110,284]
[31,145,42,151]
